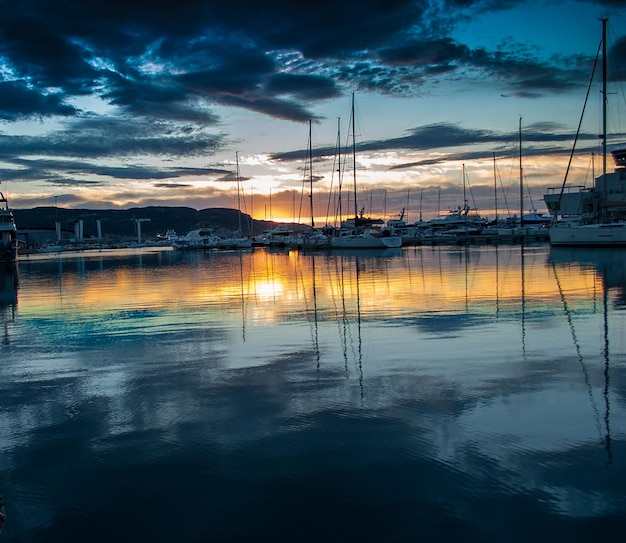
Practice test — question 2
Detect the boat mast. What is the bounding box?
[493,152,498,223]
[308,119,314,228]
[406,189,410,223]
[236,151,242,235]
[462,163,467,210]
[383,189,387,219]
[336,117,342,223]
[351,92,358,222]
[419,189,423,222]
[462,163,467,226]
[519,117,524,227]
[601,17,608,213]
[437,188,441,218]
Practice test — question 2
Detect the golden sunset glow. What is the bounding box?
[3,5,626,540]
[13,247,611,325]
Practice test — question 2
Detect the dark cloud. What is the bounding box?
[153,182,194,189]
[271,120,605,169]
[0,113,229,187]
[591,0,626,7]
[8,158,231,182]
[1,0,615,123]
[0,0,624,195]
[102,71,220,124]
[376,37,596,97]
[0,15,98,94]
[266,74,341,101]
[378,38,470,67]
[0,116,227,160]
[0,81,77,120]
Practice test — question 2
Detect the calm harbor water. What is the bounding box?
[1,244,625,542]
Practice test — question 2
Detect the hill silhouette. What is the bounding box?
[12,206,293,241]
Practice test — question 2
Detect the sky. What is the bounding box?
[1,0,626,224]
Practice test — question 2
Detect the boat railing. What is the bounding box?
[544,185,592,195]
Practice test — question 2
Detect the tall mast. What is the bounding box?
[383,189,387,219]
[406,189,410,223]
[419,189,423,222]
[519,117,524,227]
[437,188,441,217]
[236,151,242,235]
[337,117,342,222]
[351,92,358,221]
[601,17,608,209]
[493,152,498,223]
[462,163,467,209]
[308,119,314,228]
[462,163,467,225]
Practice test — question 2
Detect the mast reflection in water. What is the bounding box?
[0,245,625,542]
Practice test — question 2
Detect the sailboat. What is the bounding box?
[288,119,330,249]
[548,19,626,247]
[426,164,485,239]
[215,152,253,249]
[495,119,550,241]
[0,189,18,262]
[330,94,402,249]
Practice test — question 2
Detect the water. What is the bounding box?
[1,244,625,542]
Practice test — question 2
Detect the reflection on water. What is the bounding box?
[549,247,623,467]
[1,245,625,542]
[0,263,18,346]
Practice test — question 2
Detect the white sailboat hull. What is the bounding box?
[546,21,626,249]
[549,222,626,247]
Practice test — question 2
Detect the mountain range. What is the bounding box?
[12,206,290,242]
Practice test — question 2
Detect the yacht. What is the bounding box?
[330,217,402,249]
[330,94,402,250]
[173,228,219,250]
[0,191,18,262]
[546,20,626,246]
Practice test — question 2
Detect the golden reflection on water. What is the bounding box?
[9,245,621,326]
[3,245,625,543]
